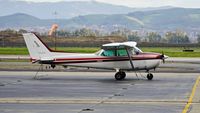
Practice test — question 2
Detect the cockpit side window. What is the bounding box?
[117,49,127,56]
[101,50,115,56]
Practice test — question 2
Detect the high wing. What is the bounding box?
[102,42,137,50]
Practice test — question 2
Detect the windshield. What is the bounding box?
[133,46,143,55]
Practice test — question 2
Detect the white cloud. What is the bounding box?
[96,0,200,8]
[18,0,200,8]
[21,0,87,2]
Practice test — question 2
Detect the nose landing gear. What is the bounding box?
[115,71,126,80]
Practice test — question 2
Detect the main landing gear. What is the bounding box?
[115,71,126,80]
[114,71,154,80]
[147,73,153,80]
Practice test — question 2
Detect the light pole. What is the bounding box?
[54,28,57,50]
[53,11,58,50]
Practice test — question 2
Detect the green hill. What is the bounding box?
[0,8,200,31]
[128,8,200,29]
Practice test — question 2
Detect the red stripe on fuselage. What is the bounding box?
[53,53,162,64]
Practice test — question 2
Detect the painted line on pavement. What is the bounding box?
[0,98,188,104]
[182,76,200,113]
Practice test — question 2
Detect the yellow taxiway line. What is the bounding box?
[182,76,200,113]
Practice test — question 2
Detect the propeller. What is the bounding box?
[161,51,167,63]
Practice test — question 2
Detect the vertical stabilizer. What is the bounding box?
[23,33,52,60]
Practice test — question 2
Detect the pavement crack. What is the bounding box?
[76,83,133,113]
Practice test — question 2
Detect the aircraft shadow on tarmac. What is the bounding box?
[27,74,161,84]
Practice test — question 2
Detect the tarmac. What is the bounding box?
[0,56,200,113]
[0,71,199,113]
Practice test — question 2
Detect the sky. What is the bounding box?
[19,0,200,8]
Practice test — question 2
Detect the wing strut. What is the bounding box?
[125,48,134,70]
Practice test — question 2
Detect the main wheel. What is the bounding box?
[115,72,126,80]
[147,73,153,80]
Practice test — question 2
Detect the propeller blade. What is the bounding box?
[161,51,165,63]
[162,57,165,63]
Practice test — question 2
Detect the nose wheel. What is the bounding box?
[115,72,126,80]
[147,73,153,80]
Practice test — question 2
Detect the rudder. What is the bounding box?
[23,33,52,60]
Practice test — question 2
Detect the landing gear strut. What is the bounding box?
[147,73,153,80]
[115,71,126,80]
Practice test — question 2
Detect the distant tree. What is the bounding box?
[72,28,96,37]
[94,30,101,37]
[197,34,200,43]
[127,32,141,42]
[160,38,167,43]
[18,29,28,34]
[165,31,190,44]
[74,29,80,37]
[0,29,17,34]
[110,29,130,37]
[146,32,161,43]
[79,28,88,36]
[57,30,72,37]
[110,30,122,36]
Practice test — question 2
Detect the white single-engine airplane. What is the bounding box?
[23,33,168,80]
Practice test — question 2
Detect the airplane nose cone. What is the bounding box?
[160,54,168,63]
[163,55,169,59]
[159,53,168,59]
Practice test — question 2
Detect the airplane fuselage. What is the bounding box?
[23,33,168,80]
[38,52,162,71]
